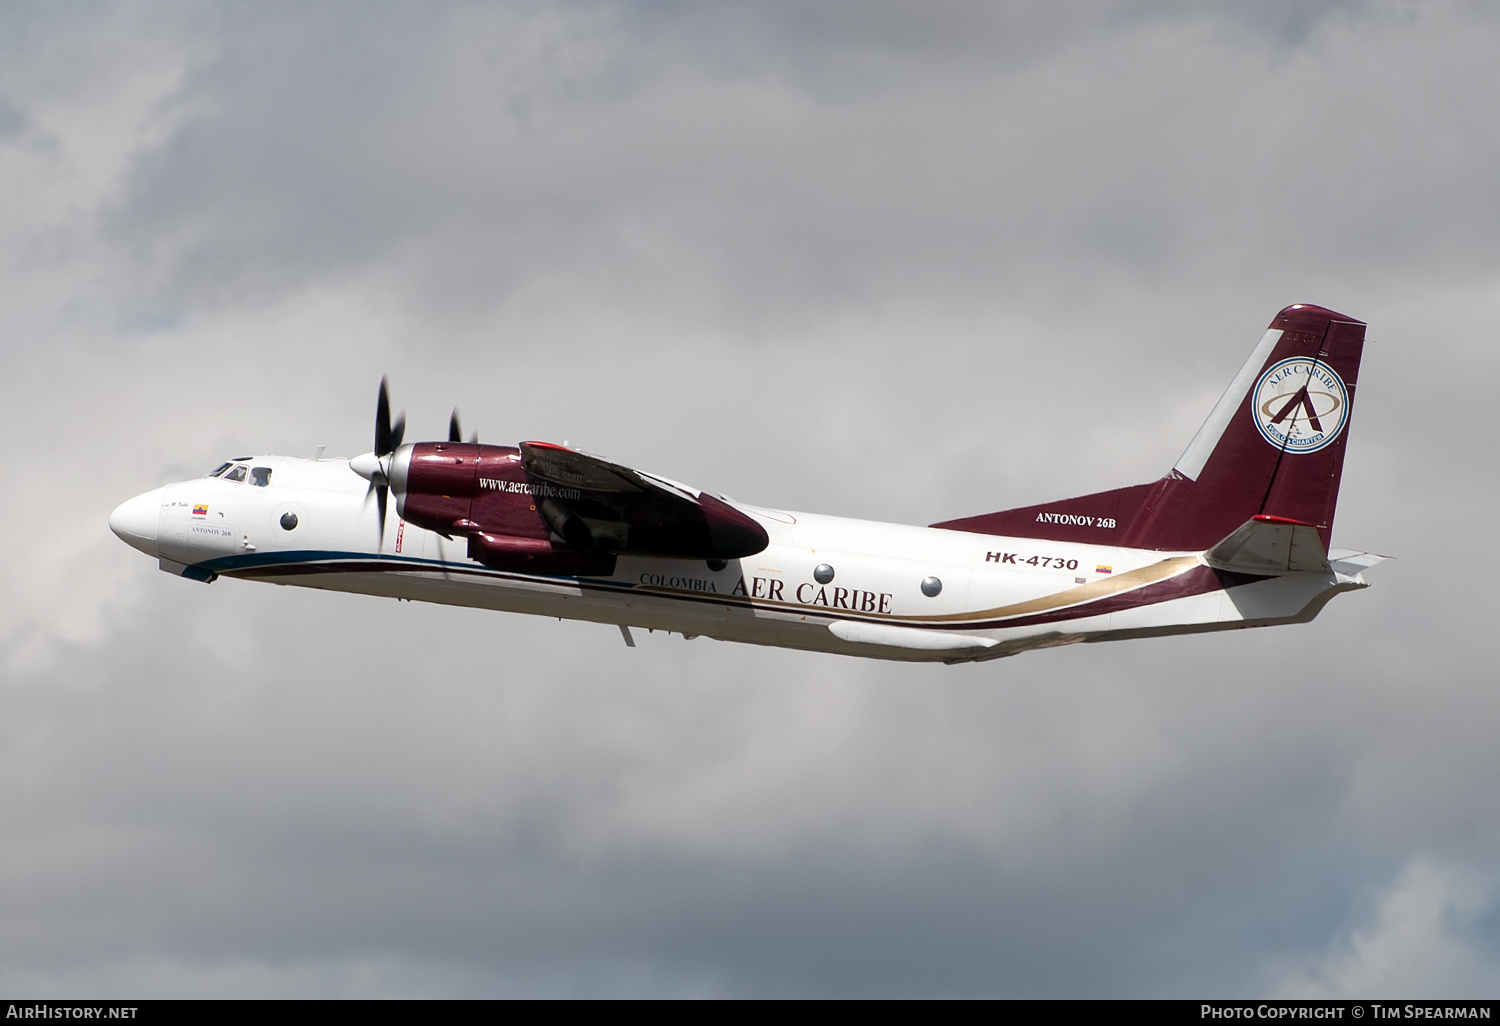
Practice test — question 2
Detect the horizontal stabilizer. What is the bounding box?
[1328,548,1393,575]
[828,620,997,652]
[1203,515,1329,575]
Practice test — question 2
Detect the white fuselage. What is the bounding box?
[113,455,1368,663]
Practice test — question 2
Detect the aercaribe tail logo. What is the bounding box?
[1252,357,1348,453]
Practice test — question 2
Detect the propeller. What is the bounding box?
[351,382,481,549]
[375,376,406,459]
[449,407,478,444]
[351,376,406,548]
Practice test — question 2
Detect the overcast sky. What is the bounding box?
[2,0,1498,997]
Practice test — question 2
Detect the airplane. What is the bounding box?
[108,304,1386,664]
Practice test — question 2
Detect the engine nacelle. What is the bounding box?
[467,532,616,577]
[391,440,766,565]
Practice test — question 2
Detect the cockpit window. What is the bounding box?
[208,462,233,478]
[250,467,271,487]
[223,465,247,483]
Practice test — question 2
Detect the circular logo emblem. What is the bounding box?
[1251,358,1349,453]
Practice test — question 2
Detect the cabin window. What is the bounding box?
[223,465,247,483]
[208,462,233,478]
[250,467,271,487]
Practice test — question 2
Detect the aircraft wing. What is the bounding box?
[518,441,769,559]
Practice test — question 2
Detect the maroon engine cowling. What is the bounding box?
[399,442,590,573]
[396,441,484,534]
[394,440,761,575]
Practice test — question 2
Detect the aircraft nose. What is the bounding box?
[109,487,164,558]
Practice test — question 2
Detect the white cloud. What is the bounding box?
[1275,858,1500,998]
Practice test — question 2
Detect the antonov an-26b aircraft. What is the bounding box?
[110,304,1386,663]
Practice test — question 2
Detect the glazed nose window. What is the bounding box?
[223,465,247,483]
[250,467,271,487]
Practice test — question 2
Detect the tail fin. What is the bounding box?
[932,304,1365,552]
[1131,304,1365,550]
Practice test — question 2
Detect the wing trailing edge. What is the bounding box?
[518,441,769,560]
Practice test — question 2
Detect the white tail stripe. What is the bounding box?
[1174,328,1283,481]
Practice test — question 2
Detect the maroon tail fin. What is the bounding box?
[932,305,1365,552]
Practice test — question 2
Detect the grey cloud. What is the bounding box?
[3,0,1500,998]
[102,2,1490,332]
[0,581,1445,996]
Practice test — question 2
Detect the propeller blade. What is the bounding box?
[375,376,392,456]
[375,481,388,549]
[449,409,462,444]
[364,375,404,547]
[361,477,390,548]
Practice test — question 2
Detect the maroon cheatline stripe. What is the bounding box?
[959,564,1265,630]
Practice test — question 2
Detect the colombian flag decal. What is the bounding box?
[1095,565,1112,574]
[192,504,209,517]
